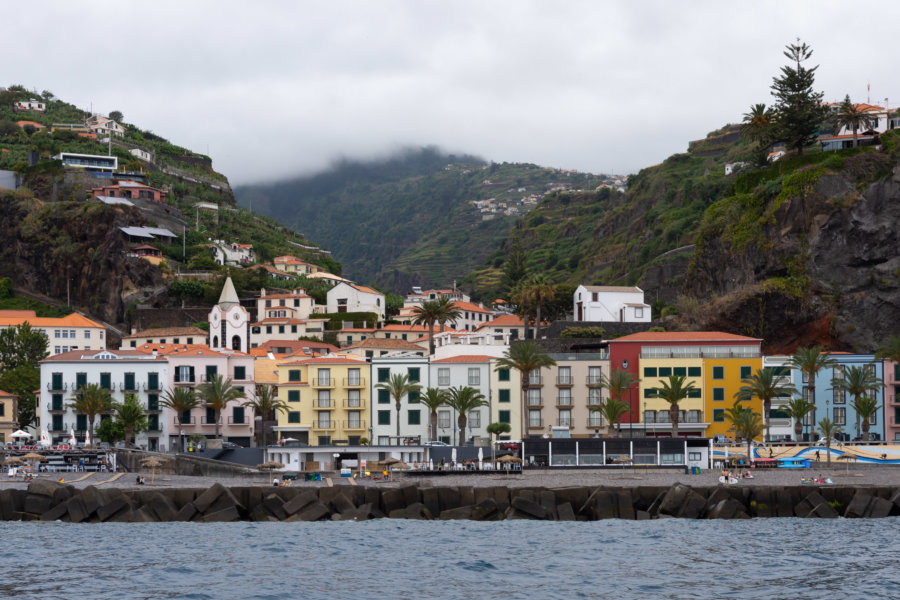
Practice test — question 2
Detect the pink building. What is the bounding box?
[91,180,168,203]
[885,360,900,442]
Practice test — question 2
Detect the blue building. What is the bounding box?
[791,353,884,442]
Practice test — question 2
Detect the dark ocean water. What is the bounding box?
[1,518,899,600]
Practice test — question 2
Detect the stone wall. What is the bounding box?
[4,481,899,523]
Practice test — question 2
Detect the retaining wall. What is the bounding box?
[3,481,899,523]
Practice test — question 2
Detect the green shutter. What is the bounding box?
[288,390,300,402]
[124,372,135,391]
[378,368,390,383]
[498,368,510,382]
[688,367,701,377]
[644,367,657,377]
[289,370,301,382]
[206,365,218,380]
[378,410,391,425]
[76,372,87,390]
[233,406,245,424]
[673,367,686,377]
[148,372,159,390]
[713,388,725,401]
[408,368,420,382]
[378,389,390,404]
[740,366,752,379]
[658,367,671,377]
[408,391,420,403]
[234,366,246,380]
[288,411,301,423]
[499,410,510,424]
[148,394,159,411]
[408,410,420,425]
[499,389,510,403]
[712,366,724,379]
[713,409,724,422]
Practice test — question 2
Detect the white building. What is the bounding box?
[0,310,106,355]
[209,277,250,352]
[85,114,125,137]
[430,355,493,445]
[573,285,651,322]
[129,148,153,162]
[210,241,255,267]
[39,349,170,450]
[15,99,45,112]
[762,356,796,442]
[370,355,430,446]
[327,282,385,321]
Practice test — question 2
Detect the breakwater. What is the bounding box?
[3,480,900,522]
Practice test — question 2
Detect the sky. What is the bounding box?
[5,1,900,186]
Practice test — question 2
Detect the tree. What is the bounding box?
[500,237,528,296]
[494,341,556,440]
[0,365,39,429]
[852,396,881,441]
[523,274,555,339]
[741,103,775,163]
[109,110,124,122]
[96,418,125,445]
[435,297,463,333]
[445,386,488,443]
[420,387,449,442]
[817,417,842,466]
[486,421,511,443]
[789,345,837,440]
[67,383,114,449]
[196,374,244,439]
[509,282,532,339]
[242,384,288,450]
[0,322,49,370]
[831,365,881,440]
[592,397,630,438]
[833,95,872,148]
[113,393,148,448]
[735,367,797,442]
[784,397,815,443]
[726,405,765,460]
[411,300,442,355]
[653,374,697,438]
[770,39,828,155]
[160,386,200,452]
[375,373,422,442]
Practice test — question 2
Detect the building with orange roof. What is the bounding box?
[272,255,324,276]
[16,120,46,131]
[446,300,495,331]
[210,240,255,267]
[0,388,17,444]
[404,287,470,306]
[326,281,385,321]
[90,180,168,203]
[275,354,370,446]
[333,326,377,347]
[253,339,338,358]
[343,337,427,359]
[0,310,106,355]
[476,314,527,342]
[121,326,209,348]
[247,264,296,281]
[820,100,900,150]
[254,288,318,322]
[249,316,329,347]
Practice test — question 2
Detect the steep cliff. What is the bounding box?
[684,139,900,353]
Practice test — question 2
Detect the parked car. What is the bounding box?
[423,441,449,447]
[221,441,241,449]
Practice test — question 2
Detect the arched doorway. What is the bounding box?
[231,335,242,351]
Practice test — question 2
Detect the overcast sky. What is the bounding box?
[5,1,900,185]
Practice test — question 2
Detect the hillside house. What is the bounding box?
[326,282,385,321]
[85,114,125,137]
[53,152,117,173]
[404,287,470,306]
[121,327,209,348]
[273,255,324,276]
[128,244,163,265]
[91,180,168,203]
[130,148,153,162]
[14,99,45,112]
[255,288,318,322]
[573,285,651,323]
[820,102,900,151]
[16,120,45,131]
[211,241,255,267]
[0,310,106,355]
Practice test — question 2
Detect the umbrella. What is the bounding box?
[382,457,401,466]
[11,430,31,439]
[613,455,634,473]
[478,447,484,470]
[69,429,77,446]
[39,429,51,448]
[282,437,298,443]
[3,457,24,466]
[838,453,857,473]
[21,452,46,475]
[141,456,172,483]
[391,461,412,470]
[451,448,457,466]
[496,454,522,476]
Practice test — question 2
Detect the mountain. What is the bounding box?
[234,147,613,290]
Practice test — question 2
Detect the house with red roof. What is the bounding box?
[91,180,168,203]
[273,255,324,276]
[0,310,106,355]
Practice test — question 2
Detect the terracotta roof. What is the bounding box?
[344,338,424,351]
[253,358,280,384]
[123,327,208,339]
[431,355,496,363]
[337,328,376,333]
[259,340,338,353]
[251,318,310,326]
[137,343,249,357]
[477,314,524,329]
[349,284,382,295]
[611,331,761,343]
[452,301,491,313]
[278,355,367,366]
[380,324,433,332]
[42,349,166,362]
[0,312,105,329]
[258,291,310,299]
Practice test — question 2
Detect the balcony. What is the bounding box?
[143,382,162,391]
[343,377,366,388]
[174,416,197,425]
[119,382,139,392]
[227,416,247,425]
[47,402,66,413]
[586,417,604,428]
[47,382,68,391]
[526,398,543,408]
[556,396,574,407]
[527,419,544,429]
[147,424,163,432]
[145,404,161,413]
[556,375,574,387]
[342,420,368,431]
[526,375,543,387]
[342,399,366,408]
[557,419,573,428]
[312,378,335,389]
[200,416,220,426]
[586,376,604,386]
[315,400,333,409]
[314,421,336,431]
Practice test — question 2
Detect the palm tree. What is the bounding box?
[831,364,881,440]
[420,387,449,442]
[817,417,842,466]
[160,386,200,452]
[833,95,872,148]
[735,367,797,443]
[494,341,556,440]
[741,103,774,144]
[523,274,555,339]
[435,297,463,333]
[784,397,815,443]
[592,397,630,438]
[852,396,881,441]
[67,382,114,449]
[112,392,148,448]
[789,346,837,441]
[375,373,422,442]
[598,368,640,432]
[446,386,489,443]
[196,374,244,440]
[729,407,765,461]
[654,375,696,438]
[242,384,289,450]
[411,300,442,355]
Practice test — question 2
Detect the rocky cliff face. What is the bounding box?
[684,158,900,353]
[0,191,164,324]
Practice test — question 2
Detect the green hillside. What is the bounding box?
[235,147,612,290]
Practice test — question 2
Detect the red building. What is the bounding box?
[91,180,168,203]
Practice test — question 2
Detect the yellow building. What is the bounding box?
[275,356,369,446]
[640,358,706,437]
[702,355,763,440]
[489,359,522,441]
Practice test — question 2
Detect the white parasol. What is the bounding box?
[11,430,31,439]
[84,429,91,448]
[69,429,77,446]
[39,429,51,448]
[478,447,484,470]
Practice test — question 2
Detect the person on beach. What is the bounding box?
[272,477,280,487]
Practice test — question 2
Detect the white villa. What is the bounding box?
[573,285,651,323]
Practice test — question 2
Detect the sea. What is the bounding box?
[1,518,898,600]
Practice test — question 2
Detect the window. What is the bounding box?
[378,410,391,425]
[76,414,87,431]
[528,410,542,427]
[124,372,136,391]
[377,368,390,383]
[468,368,480,386]
[498,368,510,382]
[51,372,63,390]
[51,394,63,411]
[589,412,604,427]
[408,367,420,382]
[833,388,845,405]
[205,407,216,424]
[833,407,846,426]
[180,409,191,424]
[317,369,331,386]
[588,387,602,405]
[658,367,671,377]
[528,369,542,385]
[278,325,285,334]
[635,307,644,319]
[557,366,572,385]
[868,412,877,425]
[673,367,686,377]
[84,330,91,339]
[205,365,218,381]
[234,366,246,380]
[148,372,159,390]
[438,410,451,429]
[317,390,330,408]
[147,394,159,411]
[643,388,657,398]
[52,414,63,431]
[408,410,421,425]
[644,367,657,377]
[688,452,702,461]
[557,388,572,405]
[317,412,331,428]
[688,366,701,377]
[740,366,752,379]
[233,406,245,424]
[588,366,602,385]
[348,389,361,407]
[288,390,300,403]
[498,410,511,424]
[75,372,87,390]
[288,370,301,382]
[712,388,725,401]
[438,368,450,386]
[712,366,724,380]
[558,409,571,427]
[408,391,420,404]
[100,372,111,390]
[527,388,541,406]
[713,409,724,422]
[378,389,390,404]
[288,411,301,423]
[687,388,702,398]
[348,411,362,429]
[348,368,361,386]
[498,389,511,403]
[468,410,481,428]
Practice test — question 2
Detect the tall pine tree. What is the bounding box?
[770,39,828,155]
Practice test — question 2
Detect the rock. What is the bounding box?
[97,498,131,522]
[40,498,72,522]
[197,505,241,522]
[707,498,750,519]
[193,483,238,514]
[615,489,636,520]
[845,489,875,518]
[437,487,461,512]
[380,489,406,514]
[79,486,102,517]
[421,487,441,517]
[174,502,198,522]
[262,493,288,520]
[0,490,19,520]
[581,489,617,520]
[556,502,576,522]
[296,502,331,522]
[658,484,706,519]
[66,496,91,523]
[538,490,558,520]
[329,493,356,515]
[400,485,419,507]
[866,497,893,519]
[510,496,549,520]
[472,499,502,521]
[388,502,433,520]
[283,490,318,516]
[459,486,475,507]
[23,494,52,517]
[143,492,178,522]
[439,506,474,520]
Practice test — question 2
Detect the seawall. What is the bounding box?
[3,481,900,522]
